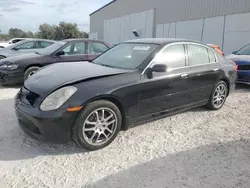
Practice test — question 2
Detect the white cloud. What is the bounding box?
[0,0,111,33]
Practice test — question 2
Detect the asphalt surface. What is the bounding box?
[0,84,249,188]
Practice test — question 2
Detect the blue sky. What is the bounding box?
[0,0,111,33]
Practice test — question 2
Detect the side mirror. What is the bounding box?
[151,64,167,72]
[146,64,167,79]
[232,51,237,55]
[55,51,65,56]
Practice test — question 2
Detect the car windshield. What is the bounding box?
[92,43,158,69]
[236,44,250,55]
[38,41,66,55]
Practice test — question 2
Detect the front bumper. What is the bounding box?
[237,70,250,84]
[0,69,23,85]
[14,94,78,144]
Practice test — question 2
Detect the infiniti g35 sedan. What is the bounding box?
[15,38,237,151]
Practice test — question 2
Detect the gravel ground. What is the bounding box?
[0,84,249,188]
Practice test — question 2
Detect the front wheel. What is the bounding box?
[72,100,122,151]
[206,81,228,110]
[24,66,40,81]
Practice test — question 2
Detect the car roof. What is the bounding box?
[21,38,56,42]
[62,38,107,43]
[125,38,200,45]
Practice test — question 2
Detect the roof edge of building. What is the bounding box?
[90,0,116,16]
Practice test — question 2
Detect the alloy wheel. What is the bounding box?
[213,84,227,108]
[82,107,118,146]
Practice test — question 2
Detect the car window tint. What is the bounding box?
[16,41,35,49]
[208,49,217,62]
[236,44,250,55]
[40,41,53,48]
[188,44,210,66]
[155,44,186,69]
[88,42,109,54]
[93,43,158,69]
[61,42,86,55]
[12,39,22,44]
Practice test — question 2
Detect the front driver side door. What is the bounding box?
[138,43,193,117]
[53,41,88,63]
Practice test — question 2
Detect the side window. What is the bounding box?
[40,41,53,48]
[208,49,217,62]
[15,41,35,49]
[155,44,186,69]
[12,39,22,44]
[187,44,210,66]
[88,42,109,54]
[60,42,86,55]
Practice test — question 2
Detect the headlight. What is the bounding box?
[0,62,18,70]
[40,86,77,111]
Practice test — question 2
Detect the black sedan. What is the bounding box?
[15,38,237,151]
[0,39,110,85]
[0,39,55,59]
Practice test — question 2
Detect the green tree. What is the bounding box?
[8,28,27,38]
[26,31,34,38]
[54,22,81,40]
[37,23,56,39]
[79,31,89,38]
[0,22,88,41]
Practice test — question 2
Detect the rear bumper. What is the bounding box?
[0,69,23,85]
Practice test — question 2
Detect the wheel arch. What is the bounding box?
[24,64,42,72]
[219,77,230,96]
[81,95,129,131]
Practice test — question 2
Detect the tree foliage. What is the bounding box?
[0,22,88,41]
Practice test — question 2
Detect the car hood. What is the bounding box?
[0,42,8,47]
[0,52,41,62]
[0,48,17,57]
[226,54,250,63]
[25,62,131,96]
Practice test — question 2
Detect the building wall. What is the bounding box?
[155,12,250,54]
[103,9,155,44]
[90,0,250,53]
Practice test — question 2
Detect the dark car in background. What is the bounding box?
[0,39,111,85]
[0,39,55,60]
[226,43,250,84]
[15,38,237,151]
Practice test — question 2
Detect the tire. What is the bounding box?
[24,66,40,81]
[206,80,228,110]
[72,100,122,151]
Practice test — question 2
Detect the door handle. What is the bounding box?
[213,68,219,72]
[180,73,189,79]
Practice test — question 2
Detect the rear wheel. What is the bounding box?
[72,100,122,151]
[206,81,228,110]
[24,66,40,81]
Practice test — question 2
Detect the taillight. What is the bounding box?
[232,61,238,71]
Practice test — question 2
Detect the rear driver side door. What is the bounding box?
[186,43,221,103]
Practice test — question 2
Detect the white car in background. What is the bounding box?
[0,38,26,48]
